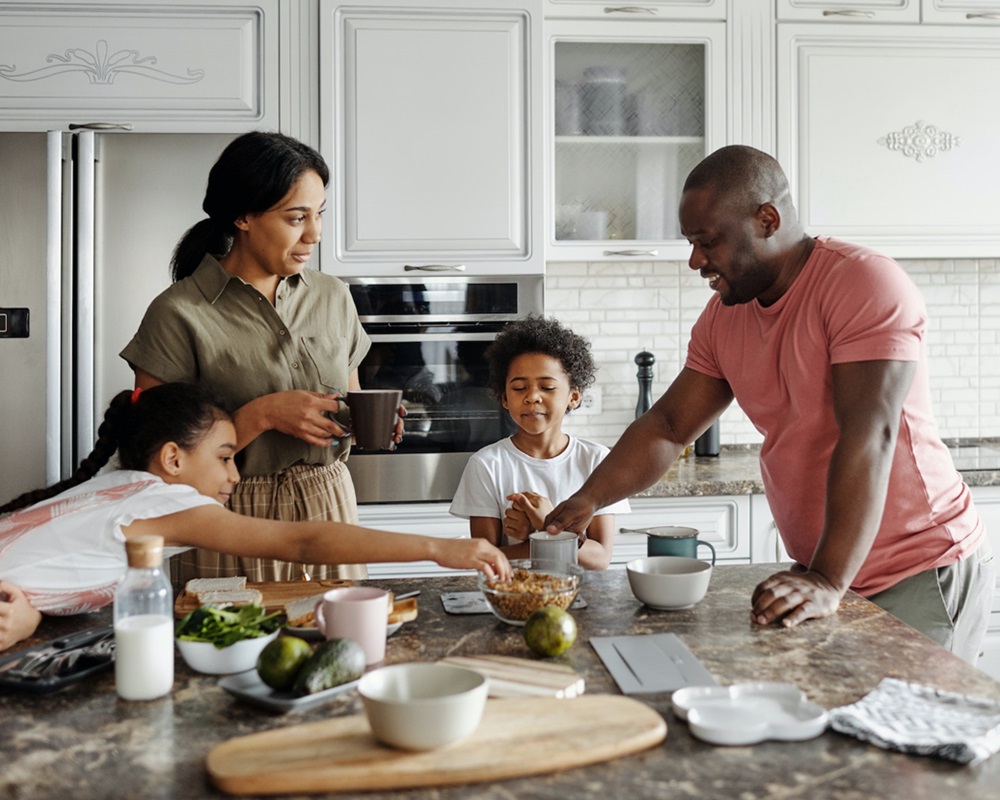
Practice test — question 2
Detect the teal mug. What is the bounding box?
[635,526,717,564]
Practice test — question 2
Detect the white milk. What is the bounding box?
[114,614,174,700]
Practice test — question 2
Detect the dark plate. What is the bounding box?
[0,626,115,694]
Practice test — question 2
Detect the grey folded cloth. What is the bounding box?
[829,677,1000,766]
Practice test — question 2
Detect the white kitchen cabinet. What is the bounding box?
[318,0,543,277]
[776,0,919,22]
[970,486,1000,680]
[923,1,1000,23]
[543,0,724,20]
[0,0,278,133]
[776,23,1000,259]
[778,0,1000,24]
[614,495,751,567]
[544,18,725,262]
[357,502,475,579]
[749,494,792,564]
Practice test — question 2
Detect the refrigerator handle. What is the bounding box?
[75,130,96,462]
[45,131,63,485]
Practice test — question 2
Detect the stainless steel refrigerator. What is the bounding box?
[0,130,235,502]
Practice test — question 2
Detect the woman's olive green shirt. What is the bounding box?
[120,255,370,477]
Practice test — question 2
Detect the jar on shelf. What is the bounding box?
[581,66,627,136]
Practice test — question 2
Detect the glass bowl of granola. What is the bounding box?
[477,559,584,626]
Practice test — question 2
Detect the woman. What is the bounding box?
[120,131,391,583]
[0,384,509,650]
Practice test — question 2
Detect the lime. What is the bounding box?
[257,635,313,690]
[523,606,577,657]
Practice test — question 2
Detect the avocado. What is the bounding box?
[292,638,366,696]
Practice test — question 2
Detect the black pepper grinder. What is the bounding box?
[635,350,655,419]
[695,420,721,457]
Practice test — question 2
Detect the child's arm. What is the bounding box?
[472,516,531,560]
[578,514,616,570]
[0,581,42,651]
[127,506,511,580]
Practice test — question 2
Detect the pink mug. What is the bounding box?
[314,586,390,665]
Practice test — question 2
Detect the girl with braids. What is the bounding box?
[0,384,510,651]
[120,131,402,585]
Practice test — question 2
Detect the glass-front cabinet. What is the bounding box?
[545,20,725,261]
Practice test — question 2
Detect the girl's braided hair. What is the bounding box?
[0,383,229,514]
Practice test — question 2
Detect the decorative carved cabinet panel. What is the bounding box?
[777,24,1000,257]
[0,0,278,132]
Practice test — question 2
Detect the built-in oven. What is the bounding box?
[343,275,544,503]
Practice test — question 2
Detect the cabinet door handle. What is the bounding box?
[67,122,134,131]
[821,9,876,17]
[603,249,659,257]
[403,264,467,272]
[603,6,659,14]
[967,13,1000,19]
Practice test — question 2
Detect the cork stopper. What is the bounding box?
[125,535,165,569]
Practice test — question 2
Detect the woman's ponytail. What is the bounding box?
[170,218,232,282]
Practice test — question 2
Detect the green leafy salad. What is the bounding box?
[175,605,285,649]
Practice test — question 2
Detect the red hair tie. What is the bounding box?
[130,387,143,405]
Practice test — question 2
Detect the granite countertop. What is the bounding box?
[637,440,1000,498]
[3,565,1000,800]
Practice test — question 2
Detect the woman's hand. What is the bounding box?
[504,492,554,540]
[430,539,511,581]
[0,581,42,651]
[239,390,352,448]
[390,404,406,450]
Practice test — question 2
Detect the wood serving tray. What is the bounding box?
[206,695,667,795]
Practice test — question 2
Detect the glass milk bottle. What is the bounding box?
[114,535,174,700]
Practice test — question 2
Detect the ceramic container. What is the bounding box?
[175,630,279,675]
[625,556,712,610]
[359,663,489,750]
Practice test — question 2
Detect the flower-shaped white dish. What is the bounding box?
[671,682,828,746]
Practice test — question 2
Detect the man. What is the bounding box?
[545,145,995,663]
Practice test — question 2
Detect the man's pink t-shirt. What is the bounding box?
[686,237,982,596]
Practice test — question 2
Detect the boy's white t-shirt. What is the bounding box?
[0,470,217,614]
[450,436,630,541]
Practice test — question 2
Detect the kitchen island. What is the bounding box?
[2,565,999,800]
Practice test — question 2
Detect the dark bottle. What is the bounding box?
[635,351,655,419]
[695,420,721,457]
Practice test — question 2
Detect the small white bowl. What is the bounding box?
[626,556,713,610]
[359,663,489,751]
[175,630,279,675]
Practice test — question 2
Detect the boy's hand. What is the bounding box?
[504,492,554,540]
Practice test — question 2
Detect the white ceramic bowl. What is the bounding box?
[175,630,279,675]
[626,556,712,610]
[359,663,489,751]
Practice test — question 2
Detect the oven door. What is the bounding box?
[347,329,516,503]
[343,276,541,504]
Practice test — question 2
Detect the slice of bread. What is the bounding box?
[284,593,327,627]
[196,588,263,608]
[185,576,247,594]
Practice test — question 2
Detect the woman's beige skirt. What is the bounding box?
[170,461,368,585]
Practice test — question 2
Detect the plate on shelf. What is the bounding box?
[218,670,361,713]
[671,682,828,746]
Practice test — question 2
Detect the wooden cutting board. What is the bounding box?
[437,655,584,698]
[173,580,352,619]
[206,695,667,796]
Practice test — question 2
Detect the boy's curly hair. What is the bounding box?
[485,315,597,400]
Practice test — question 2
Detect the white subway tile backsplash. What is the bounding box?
[551,257,1000,447]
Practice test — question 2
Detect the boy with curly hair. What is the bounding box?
[449,315,629,569]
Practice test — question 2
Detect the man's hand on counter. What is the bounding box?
[750,568,842,628]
